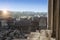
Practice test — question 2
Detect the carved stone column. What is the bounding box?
[48,0,53,30]
[48,0,60,40]
[55,0,60,40]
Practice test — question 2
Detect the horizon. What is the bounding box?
[0,10,47,13]
[0,0,48,12]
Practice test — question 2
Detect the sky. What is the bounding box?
[0,0,48,12]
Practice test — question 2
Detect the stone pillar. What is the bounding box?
[48,0,53,30]
[48,0,60,40]
[55,0,60,40]
[48,0,54,37]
